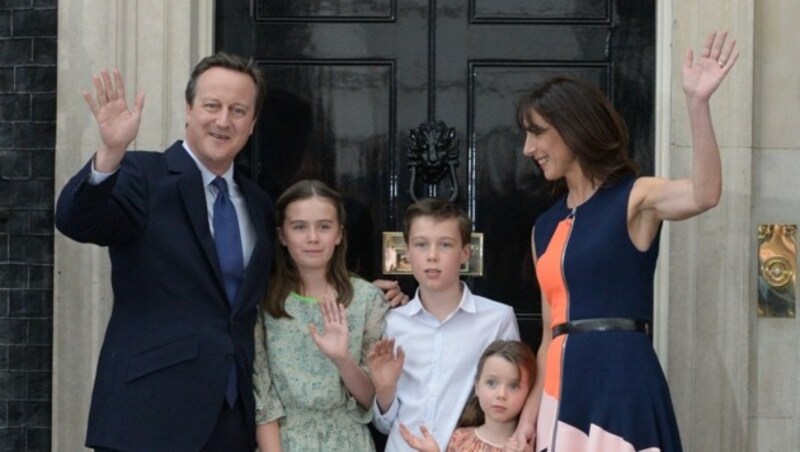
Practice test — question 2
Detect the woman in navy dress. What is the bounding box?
[512,31,738,451]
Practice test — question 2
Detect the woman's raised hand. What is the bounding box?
[682,31,739,102]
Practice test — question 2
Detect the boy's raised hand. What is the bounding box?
[309,297,350,363]
[367,338,404,386]
[366,338,405,412]
[399,424,439,452]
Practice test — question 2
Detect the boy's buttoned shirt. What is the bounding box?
[373,283,520,451]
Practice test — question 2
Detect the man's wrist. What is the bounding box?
[94,147,124,173]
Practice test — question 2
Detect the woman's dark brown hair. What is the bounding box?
[457,340,537,428]
[263,179,353,318]
[516,76,639,197]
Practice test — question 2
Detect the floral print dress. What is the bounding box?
[446,427,506,452]
[253,277,387,451]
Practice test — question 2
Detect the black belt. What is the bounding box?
[552,318,650,338]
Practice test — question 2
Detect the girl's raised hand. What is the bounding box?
[399,423,439,452]
[309,296,350,363]
[682,31,738,102]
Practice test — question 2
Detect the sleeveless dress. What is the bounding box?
[533,176,682,452]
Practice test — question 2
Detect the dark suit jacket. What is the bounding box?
[55,141,274,451]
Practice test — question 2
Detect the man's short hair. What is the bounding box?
[185,52,266,118]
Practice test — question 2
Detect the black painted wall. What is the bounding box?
[0,0,56,450]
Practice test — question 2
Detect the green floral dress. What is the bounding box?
[253,277,388,451]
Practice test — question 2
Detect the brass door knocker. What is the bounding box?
[405,120,460,202]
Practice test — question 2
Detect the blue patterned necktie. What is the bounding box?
[211,176,243,407]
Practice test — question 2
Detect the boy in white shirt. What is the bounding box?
[369,198,520,451]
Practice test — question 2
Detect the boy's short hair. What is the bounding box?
[402,198,472,247]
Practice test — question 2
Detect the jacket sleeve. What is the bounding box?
[55,155,149,246]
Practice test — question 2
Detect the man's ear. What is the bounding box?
[184,103,191,128]
[248,115,258,135]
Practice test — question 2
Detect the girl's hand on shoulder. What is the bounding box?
[399,423,440,452]
[309,297,350,363]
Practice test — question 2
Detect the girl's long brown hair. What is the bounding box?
[263,179,353,318]
[458,340,537,428]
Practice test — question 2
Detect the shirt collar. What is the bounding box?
[397,282,476,317]
[181,141,235,188]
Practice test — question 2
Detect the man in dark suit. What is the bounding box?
[56,53,272,451]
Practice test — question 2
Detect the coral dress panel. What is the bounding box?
[533,176,682,452]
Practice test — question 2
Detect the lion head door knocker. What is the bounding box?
[406,120,460,202]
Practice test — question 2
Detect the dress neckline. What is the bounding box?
[473,426,507,448]
[289,291,318,303]
[565,183,601,211]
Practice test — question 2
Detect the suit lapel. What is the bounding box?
[166,143,228,301]
[167,143,271,316]
[231,172,271,316]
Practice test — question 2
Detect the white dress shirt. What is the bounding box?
[181,142,256,267]
[373,283,520,451]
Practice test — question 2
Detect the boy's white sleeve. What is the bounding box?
[372,395,400,433]
[502,308,521,340]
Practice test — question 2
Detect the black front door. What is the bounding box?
[216,0,655,349]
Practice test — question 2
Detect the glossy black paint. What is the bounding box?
[216,0,655,353]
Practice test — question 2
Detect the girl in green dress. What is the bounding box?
[254,180,388,451]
